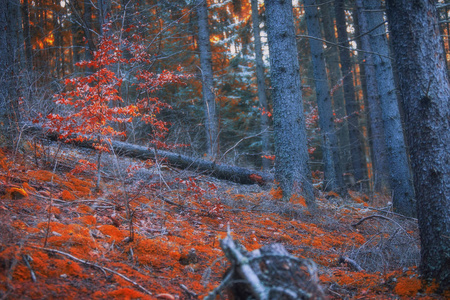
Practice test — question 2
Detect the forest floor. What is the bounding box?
[0,141,448,299]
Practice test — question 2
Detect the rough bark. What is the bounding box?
[304,0,344,193]
[21,0,33,70]
[83,0,95,62]
[354,0,390,192]
[0,0,20,145]
[98,0,111,35]
[362,0,416,217]
[319,0,351,175]
[196,0,218,158]
[386,0,450,289]
[251,0,271,171]
[265,0,315,208]
[334,0,368,188]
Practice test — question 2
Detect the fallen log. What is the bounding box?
[25,125,274,185]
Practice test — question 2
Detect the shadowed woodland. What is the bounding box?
[0,0,449,299]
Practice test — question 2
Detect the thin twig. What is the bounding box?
[297,34,392,60]
[179,283,198,298]
[31,246,152,296]
[338,256,364,272]
[367,206,418,221]
[220,129,268,162]
[351,214,415,239]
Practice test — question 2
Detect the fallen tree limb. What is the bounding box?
[26,125,274,185]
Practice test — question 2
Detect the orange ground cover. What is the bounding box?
[0,146,448,299]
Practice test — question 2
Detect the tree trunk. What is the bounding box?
[264,0,315,208]
[98,0,111,35]
[196,0,218,159]
[354,0,390,192]
[21,0,33,71]
[0,0,20,145]
[304,0,344,193]
[83,0,95,62]
[250,0,271,171]
[361,0,416,217]
[319,0,351,176]
[70,0,84,69]
[386,0,450,289]
[334,0,368,188]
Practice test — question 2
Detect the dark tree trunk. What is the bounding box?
[21,0,33,71]
[251,0,271,171]
[70,0,84,68]
[386,0,450,289]
[362,0,416,217]
[304,0,344,193]
[354,0,390,192]
[83,0,95,62]
[98,0,111,35]
[334,0,368,188]
[319,0,351,176]
[196,0,218,159]
[264,0,315,208]
[0,0,20,145]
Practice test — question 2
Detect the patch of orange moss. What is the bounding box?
[98,225,125,242]
[22,182,35,192]
[47,258,86,278]
[327,191,340,198]
[12,265,32,281]
[332,270,379,288]
[269,187,283,200]
[65,174,93,196]
[290,194,306,207]
[37,221,66,233]
[12,219,28,230]
[77,204,94,214]
[28,170,60,182]
[78,215,97,226]
[43,224,95,259]
[49,206,61,214]
[134,238,179,268]
[61,190,76,201]
[394,276,422,297]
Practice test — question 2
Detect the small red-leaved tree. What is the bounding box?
[45,25,190,190]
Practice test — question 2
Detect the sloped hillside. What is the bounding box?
[0,143,446,299]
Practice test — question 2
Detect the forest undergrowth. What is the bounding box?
[0,141,447,299]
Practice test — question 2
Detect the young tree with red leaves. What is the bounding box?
[45,26,190,189]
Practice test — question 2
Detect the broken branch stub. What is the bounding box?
[206,235,326,300]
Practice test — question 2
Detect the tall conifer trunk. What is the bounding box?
[334,0,368,188]
[354,0,390,192]
[196,0,218,159]
[304,0,344,193]
[360,0,416,217]
[251,0,270,171]
[319,0,350,176]
[265,0,315,208]
[386,0,450,288]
